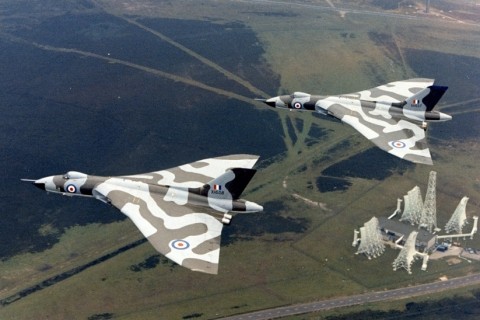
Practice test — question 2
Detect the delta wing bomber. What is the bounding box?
[22,155,262,274]
[258,79,451,165]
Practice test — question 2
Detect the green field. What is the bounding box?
[1,0,480,319]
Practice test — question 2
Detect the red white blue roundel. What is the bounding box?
[388,140,407,149]
[66,184,77,193]
[293,102,302,109]
[171,239,190,250]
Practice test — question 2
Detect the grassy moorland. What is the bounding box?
[0,0,479,319]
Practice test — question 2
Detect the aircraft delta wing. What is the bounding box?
[342,78,435,102]
[23,154,262,274]
[123,154,260,187]
[259,79,451,165]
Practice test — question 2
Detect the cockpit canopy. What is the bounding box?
[63,171,88,179]
[291,92,310,99]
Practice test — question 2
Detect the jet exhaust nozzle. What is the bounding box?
[245,201,263,212]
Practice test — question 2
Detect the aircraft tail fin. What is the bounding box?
[201,168,257,200]
[404,85,448,111]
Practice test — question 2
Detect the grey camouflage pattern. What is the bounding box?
[261,79,451,165]
[27,155,262,274]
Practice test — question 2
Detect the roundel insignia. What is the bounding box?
[293,102,302,109]
[171,240,190,250]
[388,140,406,149]
[66,184,77,193]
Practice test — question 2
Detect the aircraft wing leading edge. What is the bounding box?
[125,154,260,188]
[344,78,435,102]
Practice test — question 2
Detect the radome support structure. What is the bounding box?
[393,231,419,274]
[355,217,385,259]
[352,229,360,247]
[419,171,437,232]
[356,170,476,274]
[437,216,478,241]
[399,186,423,225]
[388,198,403,219]
[445,196,469,234]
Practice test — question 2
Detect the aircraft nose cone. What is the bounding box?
[21,178,46,190]
[34,182,46,190]
[32,177,54,191]
[255,97,286,108]
[255,98,277,108]
[264,98,278,108]
[265,97,285,108]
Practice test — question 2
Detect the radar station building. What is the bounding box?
[378,217,436,251]
[353,171,477,274]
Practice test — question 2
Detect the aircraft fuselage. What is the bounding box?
[32,171,262,216]
[264,93,451,123]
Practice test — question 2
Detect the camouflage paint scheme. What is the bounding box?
[26,155,262,274]
[260,79,451,165]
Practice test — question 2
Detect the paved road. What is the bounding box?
[219,273,480,320]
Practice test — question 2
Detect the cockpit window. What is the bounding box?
[63,171,87,180]
[291,92,310,99]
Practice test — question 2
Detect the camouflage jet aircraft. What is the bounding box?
[22,154,262,274]
[258,79,451,165]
